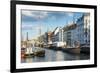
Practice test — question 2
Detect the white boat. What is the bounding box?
[25,47,34,57]
[25,47,33,54]
[32,47,45,57]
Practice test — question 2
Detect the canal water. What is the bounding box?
[21,48,90,63]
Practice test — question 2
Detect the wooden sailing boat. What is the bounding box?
[21,32,34,58]
[33,16,45,57]
[22,12,45,58]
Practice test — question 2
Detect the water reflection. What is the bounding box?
[56,51,64,61]
[26,58,33,63]
[21,48,90,63]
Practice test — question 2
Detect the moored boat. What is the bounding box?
[21,47,35,58]
[21,47,45,58]
[33,47,45,57]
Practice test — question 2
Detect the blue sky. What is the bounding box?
[21,10,84,40]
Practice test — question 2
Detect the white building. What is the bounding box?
[52,27,66,47]
[83,13,90,45]
[76,13,90,45]
[63,13,90,48]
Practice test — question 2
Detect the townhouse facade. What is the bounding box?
[52,27,65,47]
[76,13,90,46]
[63,13,90,48]
[63,23,77,48]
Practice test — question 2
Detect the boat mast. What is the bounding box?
[39,14,41,48]
[26,32,28,48]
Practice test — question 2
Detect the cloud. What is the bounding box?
[22,10,75,23]
[68,21,74,25]
[21,24,33,30]
[22,10,48,20]
[22,10,33,17]
[22,23,46,31]
[67,12,74,17]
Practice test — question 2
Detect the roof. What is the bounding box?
[63,23,77,32]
